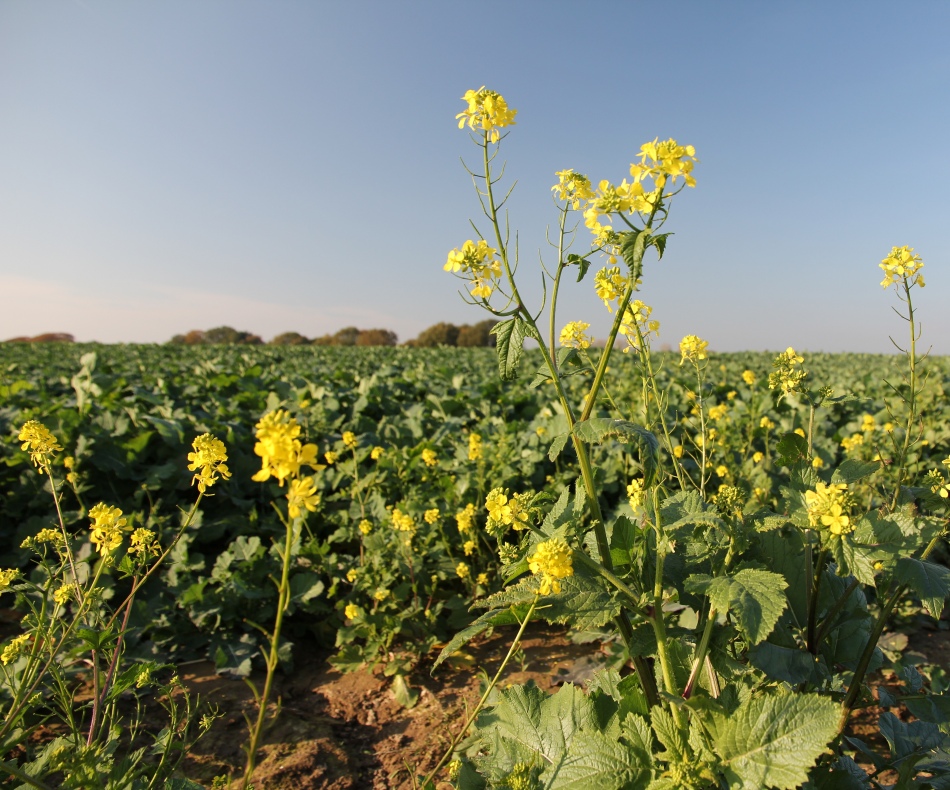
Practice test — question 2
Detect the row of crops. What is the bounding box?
[3,342,948,678]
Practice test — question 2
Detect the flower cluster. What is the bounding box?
[444,239,502,299]
[421,448,438,467]
[456,87,517,144]
[627,479,646,509]
[287,477,320,519]
[618,300,660,351]
[559,321,593,349]
[468,432,483,461]
[18,420,63,472]
[804,482,854,535]
[456,503,476,534]
[528,537,574,595]
[88,503,129,554]
[629,138,698,189]
[584,180,660,245]
[879,245,924,289]
[551,169,594,209]
[187,433,231,493]
[392,508,417,535]
[0,568,20,592]
[742,369,757,386]
[679,335,709,365]
[925,466,950,499]
[594,266,627,309]
[485,488,532,534]
[251,410,320,486]
[768,347,806,395]
[128,528,160,558]
[1,633,30,665]
[342,431,358,449]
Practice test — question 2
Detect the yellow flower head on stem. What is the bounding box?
[88,503,129,554]
[18,420,63,472]
[252,410,321,486]
[679,335,709,365]
[528,537,573,595]
[559,321,592,349]
[456,87,517,143]
[468,433,483,461]
[287,476,321,519]
[188,433,231,493]
[444,239,502,300]
[552,169,594,210]
[879,245,924,289]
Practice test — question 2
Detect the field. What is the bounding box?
[1,341,949,788]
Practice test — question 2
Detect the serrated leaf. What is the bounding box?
[878,711,947,760]
[546,729,650,789]
[609,515,637,568]
[549,434,570,462]
[660,490,724,532]
[491,317,528,381]
[620,228,649,281]
[894,557,950,619]
[433,608,523,670]
[829,534,877,587]
[686,569,787,644]
[776,432,808,465]
[540,573,619,631]
[713,693,839,790]
[567,254,592,283]
[573,419,660,486]
[543,488,573,534]
[831,459,880,484]
[651,707,688,761]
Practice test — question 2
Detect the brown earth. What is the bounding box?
[178,623,607,789]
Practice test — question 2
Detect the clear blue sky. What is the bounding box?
[2,1,948,352]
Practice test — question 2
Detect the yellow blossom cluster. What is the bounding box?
[53,584,75,606]
[251,410,320,486]
[1,633,30,665]
[444,239,502,299]
[187,433,231,493]
[708,404,729,422]
[421,448,438,467]
[20,529,63,551]
[342,431,358,449]
[559,321,593,349]
[455,503,476,534]
[768,347,806,395]
[0,569,20,592]
[594,266,627,309]
[679,335,709,364]
[287,477,321,518]
[128,528,160,557]
[424,508,440,524]
[463,539,476,556]
[392,508,416,536]
[618,300,660,351]
[456,87,517,144]
[805,483,853,535]
[627,479,646,509]
[468,432,483,461]
[18,420,63,472]
[879,245,924,289]
[455,562,471,579]
[742,370,757,386]
[860,414,877,433]
[528,537,574,595]
[485,488,531,532]
[358,519,372,535]
[371,446,384,460]
[629,138,698,190]
[760,417,775,430]
[551,169,594,209]
[88,503,129,554]
[345,603,361,620]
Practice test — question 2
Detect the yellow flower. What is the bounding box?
[805,482,853,535]
[618,300,660,350]
[373,589,390,602]
[672,445,684,459]
[879,245,924,289]
[860,414,876,433]
[324,451,338,465]
[88,503,129,554]
[188,434,231,493]
[476,573,489,586]
[53,584,75,605]
[715,465,729,478]
[627,479,646,509]
[444,239,502,299]
[528,538,573,595]
[841,433,864,452]
[456,503,476,533]
[552,169,594,209]
[594,266,626,310]
[883,423,895,434]
[252,410,321,486]
[708,404,728,422]
[559,321,593,349]
[468,433,483,461]
[456,87,517,144]
[421,448,438,467]
[741,370,757,386]
[485,488,531,531]
[342,431,358,449]
[346,568,358,582]
[287,476,321,518]
[456,562,471,579]
[424,508,440,524]
[18,420,63,471]
[812,456,824,469]
[760,417,775,430]
[128,528,159,557]
[679,335,708,364]
[371,446,384,460]
[358,519,373,535]
[752,452,764,464]
[630,138,697,189]
[0,569,20,592]
[344,603,361,620]
[1,634,30,665]
[768,348,806,395]
[463,539,476,556]
[392,508,416,534]
[794,428,806,438]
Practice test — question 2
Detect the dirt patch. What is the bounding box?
[178,624,604,789]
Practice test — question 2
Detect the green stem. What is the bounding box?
[890,279,918,511]
[649,489,683,726]
[806,546,827,654]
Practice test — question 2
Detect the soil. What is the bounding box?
[178,623,606,789]
[177,619,950,790]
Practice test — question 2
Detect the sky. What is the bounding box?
[1,1,948,353]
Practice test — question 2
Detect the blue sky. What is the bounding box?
[1,1,948,352]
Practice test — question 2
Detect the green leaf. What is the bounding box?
[776,432,808,465]
[490,317,528,381]
[831,459,880,485]
[829,534,877,587]
[546,729,650,789]
[540,572,620,631]
[609,515,638,568]
[651,232,672,260]
[549,434,570,462]
[894,557,950,619]
[567,254,592,283]
[685,569,787,644]
[433,608,523,670]
[572,419,660,486]
[391,673,419,709]
[712,693,839,790]
[620,229,649,281]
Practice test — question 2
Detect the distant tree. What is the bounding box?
[5,333,75,343]
[183,330,206,345]
[457,320,499,347]
[356,328,398,347]
[332,327,361,346]
[168,334,187,344]
[413,322,460,347]
[311,335,334,346]
[203,326,262,345]
[270,331,310,346]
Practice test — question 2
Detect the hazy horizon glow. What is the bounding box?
[2,2,949,352]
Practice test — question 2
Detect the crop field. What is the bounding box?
[3,78,950,790]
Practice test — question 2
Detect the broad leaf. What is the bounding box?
[712,693,839,790]
[491,317,528,381]
[686,569,787,644]
[831,459,880,485]
[433,608,523,670]
[894,557,950,619]
[572,419,660,486]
